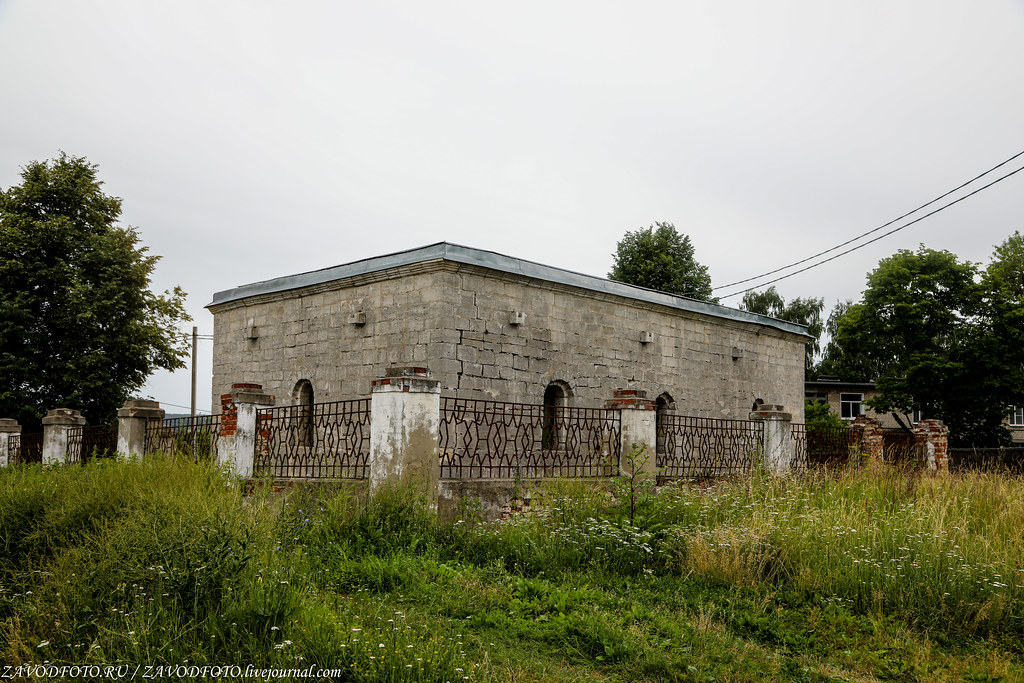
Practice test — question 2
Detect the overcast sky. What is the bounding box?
[2,1,1023,414]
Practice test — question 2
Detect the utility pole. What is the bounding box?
[190,326,198,418]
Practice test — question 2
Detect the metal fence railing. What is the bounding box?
[792,423,851,468]
[439,398,621,479]
[8,432,43,465]
[65,424,118,463]
[949,447,1024,473]
[882,429,921,464]
[656,415,762,479]
[145,414,223,460]
[255,399,370,479]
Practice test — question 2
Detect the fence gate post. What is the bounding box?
[912,419,949,473]
[117,399,165,459]
[604,389,658,477]
[218,383,275,478]
[749,404,794,474]
[369,367,441,507]
[0,419,20,468]
[849,415,883,466]
[41,408,86,465]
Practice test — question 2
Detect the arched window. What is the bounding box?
[655,392,675,460]
[293,379,315,447]
[542,381,571,451]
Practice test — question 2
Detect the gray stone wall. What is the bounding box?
[210,263,806,421]
[211,267,452,408]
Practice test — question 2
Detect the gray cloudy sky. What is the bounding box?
[2,1,1023,414]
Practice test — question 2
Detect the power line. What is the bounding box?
[146,398,212,414]
[717,162,1024,300]
[713,148,1024,292]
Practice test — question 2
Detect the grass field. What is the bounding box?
[2,454,1023,681]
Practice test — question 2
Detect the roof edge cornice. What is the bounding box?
[207,242,812,339]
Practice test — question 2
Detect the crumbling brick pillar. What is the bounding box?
[217,383,275,477]
[117,399,165,459]
[749,404,794,474]
[0,419,20,468]
[848,415,883,466]
[604,388,658,478]
[912,419,949,473]
[42,408,86,466]
[370,367,441,507]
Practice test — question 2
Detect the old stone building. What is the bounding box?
[207,243,810,421]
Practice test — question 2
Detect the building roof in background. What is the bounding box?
[208,242,811,338]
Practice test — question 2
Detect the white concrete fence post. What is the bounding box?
[41,408,86,466]
[749,404,794,474]
[217,383,275,478]
[0,419,21,468]
[117,399,165,459]
[604,388,658,478]
[369,366,441,507]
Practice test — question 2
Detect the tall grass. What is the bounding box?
[3,453,1023,679]
[648,465,1024,639]
[0,457,485,680]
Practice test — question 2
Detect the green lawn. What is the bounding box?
[2,455,1022,681]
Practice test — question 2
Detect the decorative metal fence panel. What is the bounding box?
[65,424,118,463]
[145,415,223,460]
[10,432,42,465]
[657,415,762,478]
[439,398,621,479]
[255,399,370,479]
[949,447,1024,472]
[792,423,852,468]
[882,430,921,464]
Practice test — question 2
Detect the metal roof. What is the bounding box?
[208,242,811,338]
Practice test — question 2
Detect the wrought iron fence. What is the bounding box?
[792,423,852,468]
[882,429,921,464]
[949,447,1024,473]
[10,432,42,465]
[656,415,762,479]
[255,399,370,479]
[65,424,118,463]
[145,414,223,460]
[439,398,621,479]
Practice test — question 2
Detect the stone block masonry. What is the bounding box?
[207,243,809,423]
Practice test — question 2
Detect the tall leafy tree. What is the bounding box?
[977,231,1024,427]
[609,222,715,301]
[822,244,1022,446]
[739,286,824,373]
[0,154,189,429]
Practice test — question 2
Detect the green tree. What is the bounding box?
[816,300,859,379]
[0,154,190,429]
[977,231,1024,432]
[739,286,824,373]
[609,222,715,300]
[822,244,1018,446]
[804,398,846,430]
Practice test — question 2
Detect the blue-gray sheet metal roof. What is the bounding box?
[208,242,811,338]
